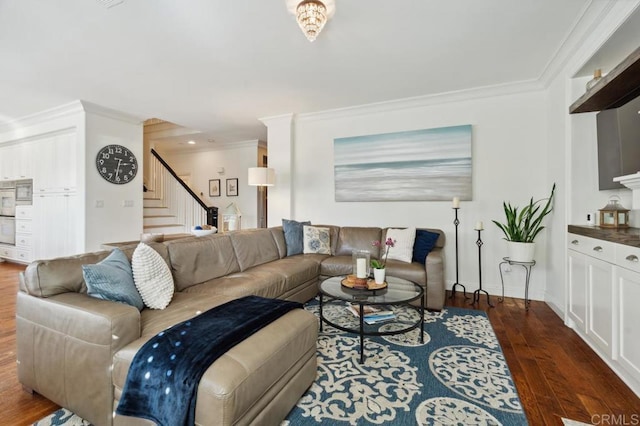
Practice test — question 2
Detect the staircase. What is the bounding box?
[143,149,217,234]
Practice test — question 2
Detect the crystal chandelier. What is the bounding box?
[296,0,327,42]
[287,0,335,42]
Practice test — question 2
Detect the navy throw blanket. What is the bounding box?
[116,295,302,426]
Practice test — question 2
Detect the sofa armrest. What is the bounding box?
[16,291,141,426]
[425,248,445,310]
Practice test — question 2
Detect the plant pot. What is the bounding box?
[507,241,536,263]
[373,268,386,284]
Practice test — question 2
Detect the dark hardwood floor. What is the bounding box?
[0,261,638,425]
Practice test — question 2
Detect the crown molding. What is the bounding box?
[81,100,143,124]
[0,100,84,134]
[295,79,543,123]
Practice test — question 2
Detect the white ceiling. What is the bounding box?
[0,0,634,150]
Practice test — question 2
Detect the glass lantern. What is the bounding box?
[222,202,242,232]
[598,196,629,228]
[352,250,370,279]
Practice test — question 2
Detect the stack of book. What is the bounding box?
[346,303,395,324]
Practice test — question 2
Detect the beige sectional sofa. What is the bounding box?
[16,225,445,426]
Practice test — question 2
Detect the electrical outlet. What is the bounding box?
[504,264,511,272]
[95,200,104,208]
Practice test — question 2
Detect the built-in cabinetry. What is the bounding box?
[0,131,79,263]
[567,231,640,395]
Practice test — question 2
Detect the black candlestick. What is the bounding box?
[450,207,469,299]
[470,228,493,307]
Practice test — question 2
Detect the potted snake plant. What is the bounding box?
[492,183,556,262]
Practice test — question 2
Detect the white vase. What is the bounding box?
[373,268,386,284]
[507,241,536,263]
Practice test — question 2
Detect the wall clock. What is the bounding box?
[95,144,138,184]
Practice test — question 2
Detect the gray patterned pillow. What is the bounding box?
[303,225,331,254]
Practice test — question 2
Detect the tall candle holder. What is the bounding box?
[470,226,493,307]
[449,207,469,299]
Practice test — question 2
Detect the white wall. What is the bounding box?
[159,141,260,229]
[84,104,144,251]
[269,91,553,301]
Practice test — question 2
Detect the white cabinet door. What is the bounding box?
[568,249,587,331]
[33,192,80,260]
[33,132,77,193]
[616,267,640,379]
[587,257,615,357]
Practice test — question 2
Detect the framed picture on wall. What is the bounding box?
[226,178,239,196]
[209,179,220,197]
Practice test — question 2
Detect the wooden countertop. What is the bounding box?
[568,225,640,248]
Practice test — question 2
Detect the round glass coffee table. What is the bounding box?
[318,275,424,363]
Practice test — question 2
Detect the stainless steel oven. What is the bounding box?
[0,216,15,245]
[15,180,32,203]
[0,187,16,217]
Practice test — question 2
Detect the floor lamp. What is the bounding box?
[248,167,275,228]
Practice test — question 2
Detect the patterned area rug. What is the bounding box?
[35,300,528,426]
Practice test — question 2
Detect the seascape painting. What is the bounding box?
[334,125,472,202]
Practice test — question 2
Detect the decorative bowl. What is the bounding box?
[191,227,217,237]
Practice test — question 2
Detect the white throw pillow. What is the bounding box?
[385,227,417,263]
[132,243,174,309]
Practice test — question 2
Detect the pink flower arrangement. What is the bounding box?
[371,237,396,269]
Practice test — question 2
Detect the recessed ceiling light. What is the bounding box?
[187,140,196,145]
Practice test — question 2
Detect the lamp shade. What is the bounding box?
[248,167,275,186]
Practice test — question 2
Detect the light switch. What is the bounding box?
[123,200,134,207]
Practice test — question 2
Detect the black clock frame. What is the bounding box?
[95,144,138,185]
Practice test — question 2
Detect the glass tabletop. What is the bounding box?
[319,275,423,305]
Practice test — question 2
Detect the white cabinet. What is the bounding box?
[568,248,587,330]
[567,234,616,357]
[614,245,640,382]
[33,192,79,260]
[567,232,640,396]
[33,132,77,194]
[0,142,34,181]
[587,257,615,357]
[14,205,33,263]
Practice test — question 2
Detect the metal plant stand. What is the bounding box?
[498,257,536,310]
[449,207,469,299]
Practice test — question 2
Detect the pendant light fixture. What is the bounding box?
[287,0,335,42]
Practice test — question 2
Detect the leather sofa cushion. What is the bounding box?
[113,308,317,426]
[335,227,382,258]
[319,256,353,277]
[166,234,240,292]
[384,259,427,286]
[21,242,169,298]
[269,227,287,259]
[229,229,280,271]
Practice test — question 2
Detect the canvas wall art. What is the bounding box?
[334,125,472,202]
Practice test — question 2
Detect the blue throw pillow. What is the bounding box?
[83,248,144,311]
[282,218,311,256]
[412,229,440,264]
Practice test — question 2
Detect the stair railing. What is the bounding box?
[148,149,218,229]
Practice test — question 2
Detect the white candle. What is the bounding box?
[475,221,484,230]
[452,197,460,208]
[356,258,367,278]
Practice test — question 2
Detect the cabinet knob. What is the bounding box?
[625,254,639,262]
[593,246,603,252]
[571,240,579,245]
